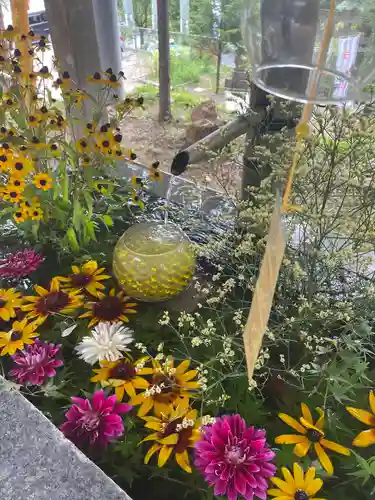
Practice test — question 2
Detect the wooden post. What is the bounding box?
[157,0,171,122]
[10,0,32,76]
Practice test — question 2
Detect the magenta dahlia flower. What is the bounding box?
[194,414,276,500]
[0,249,44,278]
[60,390,132,447]
[9,339,63,385]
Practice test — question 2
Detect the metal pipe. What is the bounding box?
[171,111,262,175]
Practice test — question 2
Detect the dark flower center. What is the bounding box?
[15,162,23,170]
[307,429,323,443]
[163,417,193,453]
[102,140,110,148]
[225,444,246,465]
[10,191,18,198]
[93,296,123,321]
[70,273,92,287]
[10,330,22,341]
[0,155,7,162]
[0,299,6,307]
[80,140,87,148]
[36,291,70,314]
[295,491,309,500]
[110,360,136,380]
[93,72,101,80]
[39,179,46,186]
[151,373,181,404]
[80,411,100,432]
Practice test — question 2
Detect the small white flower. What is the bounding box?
[75,322,134,365]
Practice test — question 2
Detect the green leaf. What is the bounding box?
[83,191,93,219]
[102,214,113,227]
[72,199,82,231]
[66,227,80,252]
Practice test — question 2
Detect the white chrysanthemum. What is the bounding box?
[75,322,134,365]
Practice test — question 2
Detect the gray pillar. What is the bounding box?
[180,0,189,34]
[93,0,122,77]
[152,0,158,30]
[45,0,123,99]
[122,0,134,27]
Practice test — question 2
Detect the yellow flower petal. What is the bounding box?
[138,396,153,417]
[281,467,295,486]
[268,496,292,500]
[0,309,10,321]
[123,382,136,399]
[129,393,146,405]
[175,450,192,473]
[300,417,322,434]
[160,434,178,445]
[315,408,325,430]
[144,422,162,431]
[179,370,198,382]
[279,413,307,434]
[304,467,316,485]
[34,285,49,296]
[369,392,375,415]
[294,438,311,457]
[293,463,304,489]
[271,478,295,495]
[175,359,190,375]
[276,435,307,445]
[82,260,98,274]
[320,439,350,456]
[346,407,375,426]
[352,429,375,448]
[158,445,173,467]
[301,403,313,424]
[267,489,288,497]
[144,443,161,464]
[115,385,125,401]
[306,478,323,496]
[315,442,333,475]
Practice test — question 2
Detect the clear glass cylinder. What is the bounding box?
[113,222,196,302]
[242,0,375,104]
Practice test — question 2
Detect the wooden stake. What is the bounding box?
[243,197,286,381]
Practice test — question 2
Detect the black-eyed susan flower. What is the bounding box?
[13,209,26,223]
[57,261,111,297]
[28,115,38,127]
[131,190,144,209]
[7,177,25,192]
[22,277,84,325]
[30,206,43,221]
[0,288,23,321]
[10,154,34,178]
[347,391,375,447]
[33,173,52,191]
[131,176,145,187]
[129,357,200,417]
[0,151,11,172]
[141,405,201,473]
[36,65,52,78]
[91,356,153,400]
[149,168,162,182]
[76,138,91,154]
[268,463,325,500]
[275,403,350,475]
[2,187,23,204]
[0,318,39,356]
[21,196,40,212]
[79,288,137,328]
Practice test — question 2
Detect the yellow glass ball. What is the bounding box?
[113,222,196,302]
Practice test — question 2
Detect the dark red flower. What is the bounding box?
[0,249,44,278]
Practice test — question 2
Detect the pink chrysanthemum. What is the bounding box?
[60,390,132,447]
[0,249,44,278]
[194,414,276,500]
[9,339,63,385]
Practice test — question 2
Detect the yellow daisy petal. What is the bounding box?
[315,408,325,430]
[279,413,307,434]
[369,391,375,415]
[144,443,161,464]
[306,479,324,496]
[293,463,304,490]
[301,403,313,424]
[160,434,179,445]
[267,489,288,497]
[138,397,154,417]
[304,467,316,485]
[34,285,49,296]
[346,407,375,426]
[115,385,125,401]
[276,435,307,445]
[82,260,98,274]
[158,445,173,467]
[175,450,192,473]
[314,442,333,475]
[320,439,350,456]
[352,429,375,448]
[294,438,312,457]
[270,478,295,495]
[175,359,190,375]
[281,467,295,486]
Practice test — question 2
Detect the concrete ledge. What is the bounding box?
[0,386,131,500]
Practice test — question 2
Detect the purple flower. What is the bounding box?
[9,339,63,385]
[60,390,132,447]
[194,414,276,500]
[0,249,44,279]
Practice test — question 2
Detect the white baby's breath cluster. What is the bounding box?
[145,384,162,397]
[201,415,216,426]
[248,378,258,391]
[158,311,170,326]
[197,364,209,391]
[175,418,195,432]
[254,348,270,371]
[135,342,148,354]
[177,311,196,329]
